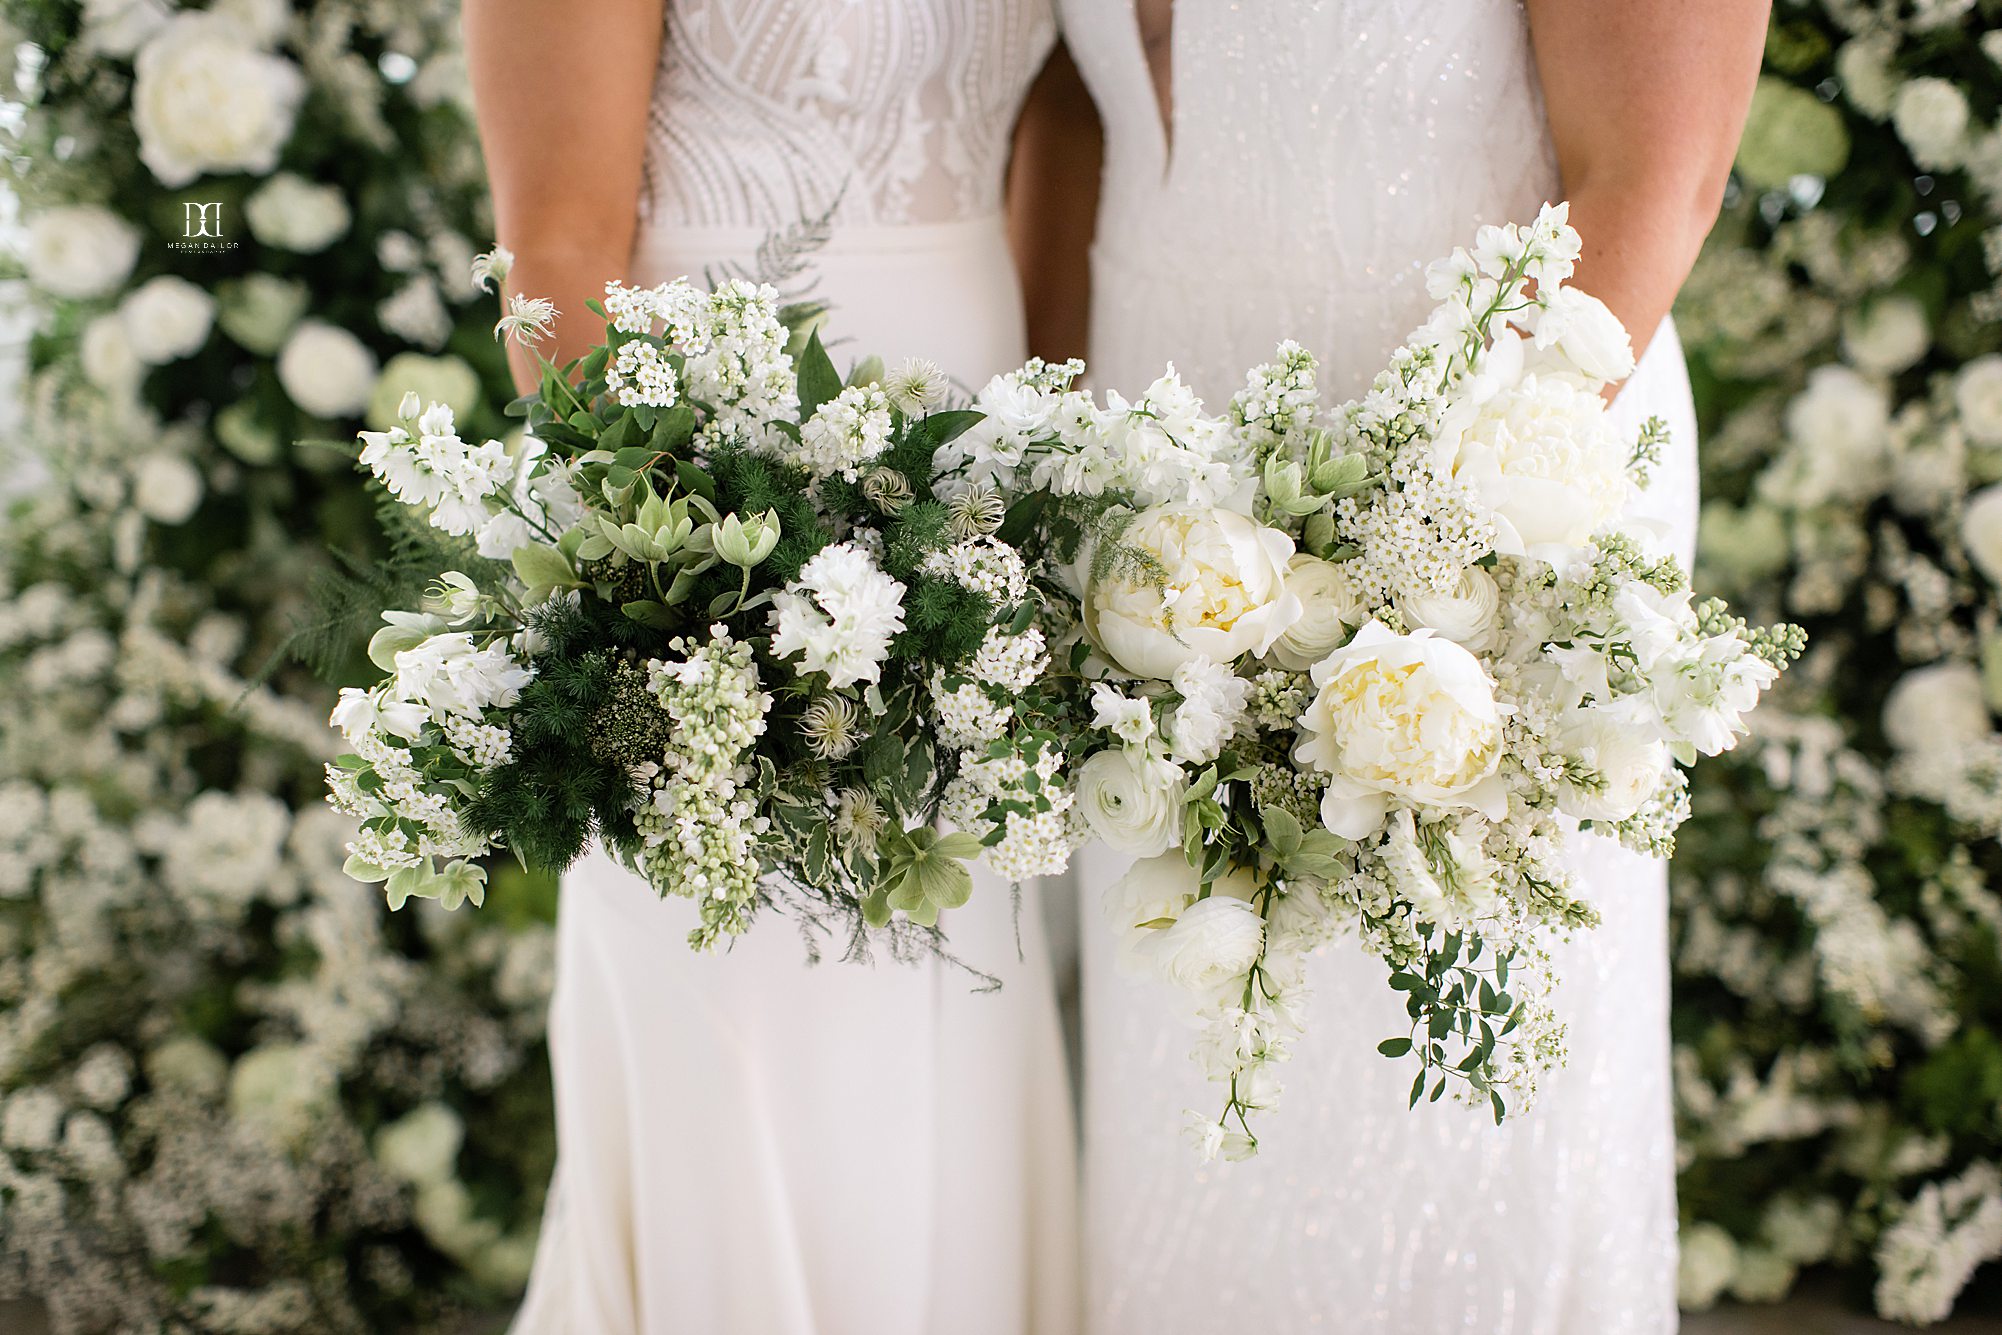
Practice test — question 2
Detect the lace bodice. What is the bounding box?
[1063,0,1561,403]
[639,0,1056,232]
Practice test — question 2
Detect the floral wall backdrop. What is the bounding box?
[0,1,555,1331]
[1671,0,2002,1323]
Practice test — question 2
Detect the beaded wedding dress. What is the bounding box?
[1061,3,1696,1332]
[509,5,1078,1333]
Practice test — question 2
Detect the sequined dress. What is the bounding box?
[1060,2,1697,1331]
[509,4,1079,1332]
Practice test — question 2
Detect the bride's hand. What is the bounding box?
[464,0,665,392]
[1525,0,1770,371]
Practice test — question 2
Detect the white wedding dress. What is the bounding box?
[510,5,1078,1333]
[1061,3,1697,1332]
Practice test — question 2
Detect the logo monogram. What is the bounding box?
[183,202,223,239]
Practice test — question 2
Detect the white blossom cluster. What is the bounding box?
[600,277,799,453]
[797,383,893,480]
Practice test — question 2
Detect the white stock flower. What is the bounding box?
[131,15,303,187]
[1962,484,2002,585]
[1556,705,1670,823]
[1891,77,1971,171]
[1955,355,2002,447]
[1266,553,1365,672]
[1529,286,1636,384]
[118,275,216,364]
[277,321,379,418]
[244,172,352,253]
[1082,504,1301,680]
[797,384,892,480]
[1399,566,1501,649]
[1433,332,1631,563]
[22,206,139,299]
[1841,295,1929,375]
[768,543,907,689]
[1882,662,1990,754]
[1164,656,1253,764]
[1090,682,1155,745]
[1076,748,1186,857]
[1295,621,1507,839]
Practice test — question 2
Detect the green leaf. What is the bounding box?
[511,543,577,594]
[621,599,676,629]
[796,329,842,422]
[1377,1037,1412,1058]
[675,458,716,503]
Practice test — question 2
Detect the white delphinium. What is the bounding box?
[472,440,584,561]
[768,542,907,689]
[358,400,515,538]
[131,14,304,187]
[1097,368,1250,508]
[276,321,378,418]
[939,357,1081,494]
[21,205,141,300]
[606,339,680,409]
[1089,681,1156,745]
[797,384,893,480]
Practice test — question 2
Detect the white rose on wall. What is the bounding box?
[132,15,304,188]
[80,0,170,56]
[22,205,140,299]
[1834,35,1898,119]
[244,172,353,253]
[1295,621,1507,839]
[1890,76,1971,172]
[1882,662,1990,754]
[79,315,142,392]
[1772,365,1891,505]
[1555,706,1669,823]
[130,452,204,525]
[118,275,216,364]
[277,321,379,419]
[1962,484,2002,585]
[1433,331,1632,563]
[1266,553,1365,671]
[1840,295,1930,376]
[1081,503,1301,680]
[1399,566,1502,650]
[1077,748,1186,857]
[1955,355,2002,448]
[374,1102,465,1190]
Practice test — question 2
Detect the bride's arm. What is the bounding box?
[464,0,664,390]
[1008,43,1103,366]
[1524,0,1769,365]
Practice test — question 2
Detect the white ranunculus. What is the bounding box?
[1962,484,2002,585]
[1082,504,1301,680]
[118,275,216,364]
[1555,706,1670,823]
[1295,621,1507,839]
[1955,355,2002,447]
[1840,295,1929,375]
[1076,748,1186,857]
[1882,662,1989,754]
[1399,566,1501,649]
[1139,893,1265,992]
[277,321,379,419]
[22,205,140,299]
[79,315,142,392]
[1433,331,1632,563]
[1107,852,1264,988]
[130,452,203,525]
[1891,77,1971,171]
[132,14,304,187]
[244,172,352,253]
[1266,553,1365,671]
[1529,286,1636,384]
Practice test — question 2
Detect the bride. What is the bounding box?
[1013,2,1767,1332]
[463,3,1078,1331]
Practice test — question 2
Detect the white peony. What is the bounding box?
[768,542,907,689]
[1076,748,1186,857]
[1139,893,1265,992]
[1555,705,1670,823]
[1962,484,2002,585]
[22,205,140,299]
[1882,662,1989,754]
[1529,286,1636,384]
[277,320,379,418]
[1433,332,1632,563]
[1294,621,1507,839]
[131,15,304,187]
[244,172,352,253]
[1266,553,1365,671]
[1082,504,1301,680]
[130,452,204,525]
[1841,295,1929,375]
[118,275,216,364]
[1955,355,2002,447]
[1890,77,1971,171]
[1399,566,1501,649]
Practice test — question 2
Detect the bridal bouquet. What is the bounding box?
[965,204,1803,1158]
[326,269,1079,956]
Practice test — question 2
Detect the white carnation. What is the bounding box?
[278,321,379,419]
[132,14,303,187]
[1164,656,1253,765]
[22,205,140,300]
